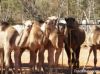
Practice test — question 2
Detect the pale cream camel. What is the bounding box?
[0,21,9,74]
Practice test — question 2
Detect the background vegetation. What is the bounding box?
[0,0,100,24]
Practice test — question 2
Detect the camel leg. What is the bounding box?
[38,48,45,71]
[0,50,4,74]
[71,51,77,69]
[72,52,75,64]
[82,46,93,71]
[65,45,74,74]
[65,45,71,67]
[48,47,54,67]
[9,51,16,74]
[29,51,34,73]
[92,45,97,74]
[19,49,25,74]
[93,46,97,68]
[55,48,62,66]
[19,50,23,74]
[11,49,26,74]
[75,46,80,68]
[30,50,37,73]
[47,47,55,74]
[4,44,10,74]
[14,49,21,74]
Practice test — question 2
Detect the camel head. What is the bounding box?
[57,18,67,35]
[41,16,58,37]
[0,21,9,31]
[65,17,79,29]
[23,20,33,29]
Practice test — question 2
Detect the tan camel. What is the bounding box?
[0,21,10,74]
[38,16,67,70]
[14,20,44,73]
[0,20,34,74]
[84,25,100,70]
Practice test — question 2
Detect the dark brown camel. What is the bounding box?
[64,17,85,68]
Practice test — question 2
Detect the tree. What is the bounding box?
[0,0,100,22]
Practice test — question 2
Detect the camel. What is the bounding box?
[38,16,67,71]
[2,20,45,74]
[0,20,34,74]
[84,25,100,70]
[64,17,85,68]
[13,20,45,73]
[0,21,10,74]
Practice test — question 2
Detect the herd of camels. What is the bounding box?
[0,16,99,74]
